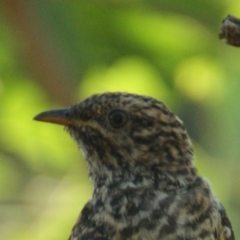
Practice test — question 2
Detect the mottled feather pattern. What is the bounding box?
[34,92,234,240]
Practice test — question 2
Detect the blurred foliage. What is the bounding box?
[0,0,239,239]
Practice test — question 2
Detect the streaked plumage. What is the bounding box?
[34,92,234,240]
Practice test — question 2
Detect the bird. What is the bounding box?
[34,92,234,240]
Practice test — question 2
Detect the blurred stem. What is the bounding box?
[2,0,75,105]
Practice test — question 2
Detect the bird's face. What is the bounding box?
[34,93,193,182]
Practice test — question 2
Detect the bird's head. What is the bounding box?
[34,93,195,186]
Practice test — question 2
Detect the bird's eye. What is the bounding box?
[109,110,128,128]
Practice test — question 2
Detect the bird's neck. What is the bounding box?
[90,162,198,195]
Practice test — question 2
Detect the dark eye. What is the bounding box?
[109,110,128,128]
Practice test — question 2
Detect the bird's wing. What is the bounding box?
[216,204,235,240]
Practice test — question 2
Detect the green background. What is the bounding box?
[0,1,239,239]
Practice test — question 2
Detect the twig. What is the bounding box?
[219,15,240,47]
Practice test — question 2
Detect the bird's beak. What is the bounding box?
[33,108,70,126]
